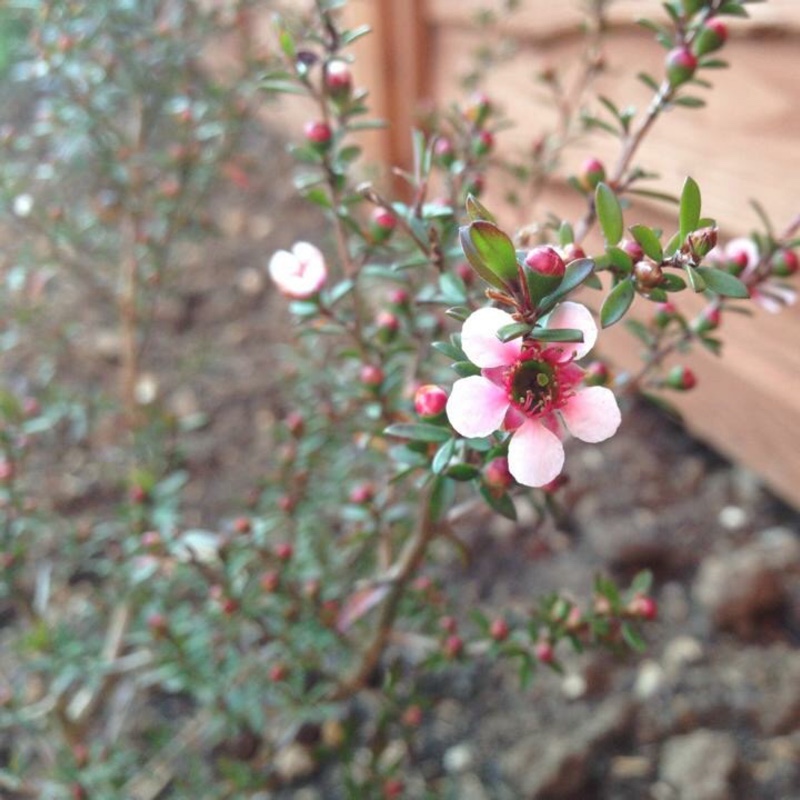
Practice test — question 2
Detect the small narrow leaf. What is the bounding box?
[539,258,596,308]
[679,176,702,240]
[595,183,624,245]
[465,194,497,223]
[629,224,664,262]
[600,279,635,327]
[432,438,456,474]
[384,423,452,443]
[528,327,584,343]
[479,485,517,521]
[684,264,706,292]
[695,267,750,298]
[497,322,533,343]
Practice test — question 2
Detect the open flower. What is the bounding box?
[709,238,796,313]
[268,241,327,299]
[446,303,620,487]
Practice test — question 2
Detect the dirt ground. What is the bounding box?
[7,112,800,799]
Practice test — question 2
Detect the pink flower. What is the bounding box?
[446,303,621,487]
[268,242,327,299]
[710,238,797,313]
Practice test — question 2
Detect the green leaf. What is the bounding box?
[631,569,654,595]
[595,183,624,245]
[497,322,532,343]
[432,438,456,474]
[432,340,465,361]
[459,222,519,290]
[384,423,452,443]
[444,306,471,322]
[717,1,749,17]
[621,622,647,652]
[679,176,701,241]
[452,361,481,377]
[600,279,635,328]
[465,193,497,223]
[479,485,517,521]
[539,258,596,309]
[445,464,481,481]
[558,221,574,246]
[637,71,660,91]
[528,327,584,343]
[625,319,654,346]
[279,29,296,60]
[684,264,706,292]
[695,267,750,298]
[428,475,455,522]
[674,96,706,109]
[661,273,687,291]
[629,224,663,262]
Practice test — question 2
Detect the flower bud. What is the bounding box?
[680,0,705,17]
[770,248,799,277]
[147,612,169,638]
[388,288,410,308]
[693,18,727,56]
[443,634,464,659]
[324,59,352,99]
[654,301,678,328]
[433,136,455,167]
[621,239,644,264]
[634,260,663,290]
[484,456,513,490]
[692,305,721,334]
[489,617,510,642]
[561,243,587,263]
[375,310,400,343]
[628,594,658,620]
[383,778,405,799]
[472,129,494,157]
[260,570,280,593]
[583,360,610,387]
[369,206,397,243]
[285,411,305,438]
[666,46,698,88]
[534,640,555,664]
[666,365,697,391]
[303,120,332,150]
[402,704,423,727]
[414,384,448,418]
[464,91,492,126]
[348,482,375,505]
[275,542,294,561]
[687,226,718,260]
[359,364,384,389]
[439,615,458,634]
[579,157,606,191]
[269,663,288,682]
[454,261,475,285]
[465,172,485,197]
[524,245,566,278]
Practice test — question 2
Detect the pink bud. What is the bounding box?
[324,59,352,97]
[433,136,455,167]
[414,384,448,418]
[484,456,513,490]
[621,239,644,264]
[770,248,798,277]
[369,206,397,243]
[348,482,375,505]
[472,129,494,157]
[359,364,384,388]
[439,615,458,634]
[693,18,727,56]
[666,365,697,391]
[489,618,510,642]
[524,245,566,278]
[561,243,587,263]
[275,542,294,561]
[443,634,464,659]
[260,570,280,592]
[580,157,606,191]
[285,411,305,438]
[583,360,610,387]
[388,288,410,307]
[375,310,400,342]
[535,640,554,664]
[268,241,327,299]
[693,305,721,333]
[303,120,332,148]
[666,46,698,88]
[629,594,658,620]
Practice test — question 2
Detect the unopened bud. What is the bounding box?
[324,59,352,98]
[443,634,464,659]
[621,239,644,263]
[433,136,455,167]
[628,594,658,620]
[303,120,332,150]
[375,310,400,342]
[525,245,566,278]
[489,618,510,642]
[360,364,384,388]
[770,248,799,277]
[693,18,727,56]
[369,206,397,244]
[472,129,494,157]
[634,260,663,290]
[580,157,606,191]
[666,365,697,391]
[484,456,513,490]
[692,305,721,334]
[666,46,698,88]
[348,482,375,505]
[654,301,678,328]
[687,226,718,259]
[534,640,555,664]
[414,384,448,418]
[584,361,610,387]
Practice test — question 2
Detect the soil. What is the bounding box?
[4,113,800,800]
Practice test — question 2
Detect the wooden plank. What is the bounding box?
[426,0,800,39]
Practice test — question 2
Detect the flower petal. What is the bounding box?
[507,419,565,488]
[446,376,509,438]
[545,301,597,360]
[560,386,621,443]
[460,307,522,368]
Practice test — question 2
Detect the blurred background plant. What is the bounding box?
[0,0,796,798]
